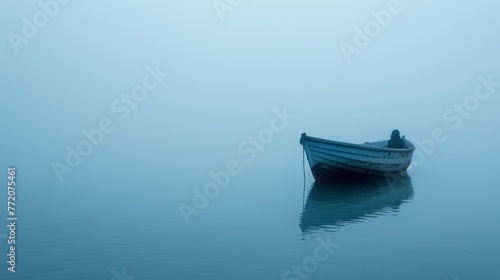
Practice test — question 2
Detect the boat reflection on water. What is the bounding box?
[300,175,414,235]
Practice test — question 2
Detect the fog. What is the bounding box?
[1,1,499,279]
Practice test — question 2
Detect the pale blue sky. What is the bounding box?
[1,0,499,182]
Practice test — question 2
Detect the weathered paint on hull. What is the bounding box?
[301,133,415,182]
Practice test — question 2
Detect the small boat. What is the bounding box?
[300,133,415,181]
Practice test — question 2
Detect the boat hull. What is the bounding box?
[300,133,415,181]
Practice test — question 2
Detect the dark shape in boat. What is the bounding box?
[387,129,406,149]
[300,133,415,182]
[300,175,414,235]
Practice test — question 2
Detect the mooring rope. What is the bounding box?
[302,147,306,210]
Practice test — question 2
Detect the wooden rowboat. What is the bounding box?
[300,133,415,181]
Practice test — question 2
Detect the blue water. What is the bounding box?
[1,1,500,279]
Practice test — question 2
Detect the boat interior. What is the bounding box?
[363,140,412,149]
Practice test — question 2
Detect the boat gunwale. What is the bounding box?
[302,134,416,153]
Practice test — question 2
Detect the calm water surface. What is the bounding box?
[3,135,500,280]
